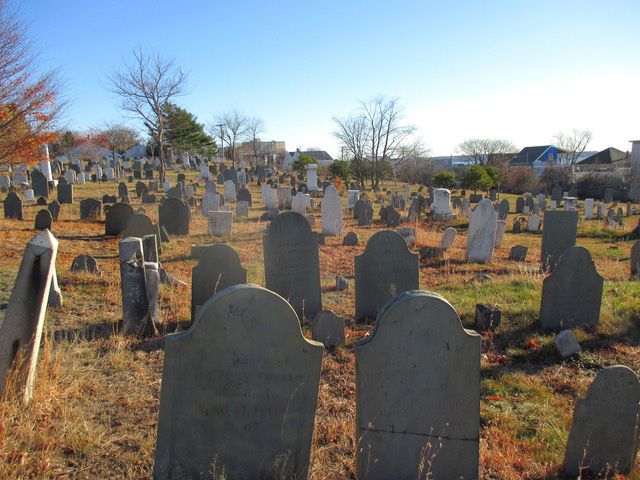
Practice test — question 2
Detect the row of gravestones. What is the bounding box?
[152,283,640,479]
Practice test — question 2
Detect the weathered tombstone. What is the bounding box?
[105,202,134,236]
[498,198,510,220]
[118,182,129,199]
[515,196,525,213]
[70,254,100,275]
[119,237,154,336]
[201,192,220,217]
[262,185,277,209]
[223,180,236,201]
[540,210,578,272]
[37,196,47,205]
[47,200,60,221]
[597,202,607,219]
[310,310,345,347]
[263,212,322,320]
[207,211,233,237]
[236,200,249,217]
[584,198,594,219]
[277,186,292,209]
[347,189,360,209]
[551,185,563,202]
[159,198,190,236]
[31,170,49,198]
[80,198,102,220]
[509,245,528,261]
[439,227,456,250]
[526,213,541,232]
[603,187,614,203]
[34,209,52,230]
[475,303,501,330]
[540,246,603,330]
[135,181,148,198]
[0,230,58,402]
[407,195,423,223]
[122,213,162,254]
[153,285,323,480]
[191,244,247,320]
[357,291,480,479]
[564,365,640,477]
[321,185,343,236]
[291,191,307,215]
[4,191,23,220]
[563,196,577,211]
[432,188,456,221]
[494,219,507,246]
[236,187,252,206]
[383,205,401,227]
[466,198,498,263]
[355,231,419,320]
[102,194,117,204]
[356,200,373,226]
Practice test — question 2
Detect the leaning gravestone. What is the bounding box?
[159,198,190,236]
[439,227,457,250]
[153,285,323,480]
[191,244,247,321]
[47,200,60,221]
[34,209,53,230]
[321,185,343,236]
[466,198,498,263]
[357,291,480,479]
[105,202,134,236]
[263,212,322,320]
[564,365,640,477]
[355,230,419,320]
[80,198,102,220]
[0,230,58,402]
[4,191,23,220]
[540,210,578,272]
[540,246,603,330]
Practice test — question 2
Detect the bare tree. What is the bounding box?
[246,116,265,167]
[457,138,516,165]
[553,129,593,165]
[102,123,140,163]
[361,96,416,188]
[0,0,64,165]
[107,48,187,182]
[333,114,369,188]
[392,139,432,185]
[213,108,248,167]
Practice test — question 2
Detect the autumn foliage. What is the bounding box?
[0,1,63,165]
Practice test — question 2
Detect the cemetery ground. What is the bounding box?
[1,177,639,479]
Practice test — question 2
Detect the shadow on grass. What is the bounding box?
[56,234,106,242]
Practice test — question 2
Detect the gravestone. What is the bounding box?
[223,180,236,201]
[118,182,128,198]
[34,209,53,230]
[355,231,419,320]
[119,237,154,336]
[310,310,345,347]
[207,211,233,237]
[122,213,162,254]
[343,231,358,246]
[498,199,510,220]
[432,188,456,221]
[236,200,249,217]
[159,198,190,236]
[383,206,401,227]
[102,194,117,204]
[540,246,603,330]
[515,197,525,213]
[237,187,252,206]
[4,191,23,220]
[261,185,277,209]
[201,192,220,216]
[291,192,307,215]
[551,185,563,202]
[105,202,134,236]
[277,186,292,209]
[509,245,528,261]
[494,219,506,247]
[357,291,480,479]
[80,198,102,220]
[603,187,614,203]
[439,227,457,250]
[631,241,640,279]
[355,200,373,226]
[526,213,541,232]
[37,196,47,205]
[564,365,640,477]
[153,285,323,480]
[57,183,73,204]
[321,185,343,236]
[191,244,247,320]
[584,198,594,219]
[263,212,322,320]
[135,181,148,198]
[540,210,578,272]
[347,190,360,209]
[47,200,60,221]
[142,193,156,204]
[0,230,58,402]
[70,254,100,275]
[466,198,498,263]
[31,170,49,198]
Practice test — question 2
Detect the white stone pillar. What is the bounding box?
[306,164,319,191]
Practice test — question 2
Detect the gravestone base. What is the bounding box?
[432,212,457,222]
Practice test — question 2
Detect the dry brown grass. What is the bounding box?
[0,178,639,479]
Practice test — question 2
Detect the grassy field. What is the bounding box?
[0,173,639,479]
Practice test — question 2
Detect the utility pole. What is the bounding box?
[216,123,225,164]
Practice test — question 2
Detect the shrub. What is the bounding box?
[461,164,494,193]
[503,167,540,194]
[540,166,572,192]
[432,171,456,189]
[576,174,629,201]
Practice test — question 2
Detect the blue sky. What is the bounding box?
[12,0,640,156]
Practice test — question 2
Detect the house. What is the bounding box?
[575,147,630,171]
[283,149,334,170]
[509,145,567,172]
[238,139,286,167]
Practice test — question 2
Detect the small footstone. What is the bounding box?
[335,275,348,291]
[509,245,528,261]
[419,246,444,260]
[475,304,501,330]
[554,330,581,358]
[311,310,345,347]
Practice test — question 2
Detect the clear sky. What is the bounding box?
[11,0,640,157]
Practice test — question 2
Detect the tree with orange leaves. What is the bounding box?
[0,1,64,166]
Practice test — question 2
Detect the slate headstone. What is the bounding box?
[466,198,498,263]
[159,198,190,236]
[80,198,102,220]
[105,202,134,236]
[34,209,52,230]
[4,191,23,220]
[540,210,578,272]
